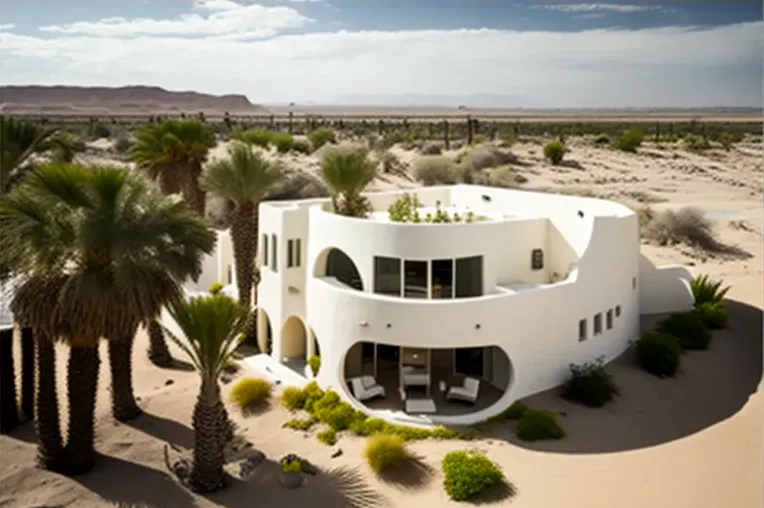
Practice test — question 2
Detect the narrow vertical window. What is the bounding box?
[295,239,302,267]
[287,239,294,268]
[271,234,278,271]
[578,319,587,341]
[262,234,269,267]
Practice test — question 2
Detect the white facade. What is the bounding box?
[179,185,694,425]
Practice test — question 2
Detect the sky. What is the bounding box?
[0,0,762,108]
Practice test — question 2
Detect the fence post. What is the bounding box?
[466,115,473,145]
[444,120,450,150]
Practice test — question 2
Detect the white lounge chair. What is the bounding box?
[401,365,429,388]
[446,377,480,404]
[350,376,385,402]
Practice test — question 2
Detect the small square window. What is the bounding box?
[606,309,613,330]
[578,319,587,341]
[615,305,621,317]
[593,313,603,335]
[295,239,302,267]
[632,277,637,290]
[227,265,232,284]
[531,249,544,271]
[287,239,294,268]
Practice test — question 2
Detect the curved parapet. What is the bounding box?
[638,254,694,314]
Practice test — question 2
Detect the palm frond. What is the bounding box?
[1,116,59,193]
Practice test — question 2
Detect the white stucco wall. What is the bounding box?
[190,185,694,425]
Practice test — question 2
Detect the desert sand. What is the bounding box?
[0,134,762,508]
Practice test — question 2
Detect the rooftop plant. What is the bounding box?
[387,193,477,223]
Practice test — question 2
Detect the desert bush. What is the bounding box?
[640,206,717,249]
[300,381,326,413]
[230,377,272,409]
[657,311,712,350]
[420,142,443,155]
[364,435,411,474]
[594,134,611,145]
[497,129,516,147]
[470,166,527,188]
[235,128,272,148]
[561,356,619,408]
[271,132,294,153]
[308,355,321,376]
[515,410,565,441]
[471,133,490,145]
[636,331,682,377]
[283,417,315,431]
[413,155,458,185]
[350,416,387,436]
[91,123,111,139]
[483,401,529,426]
[460,144,516,171]
[313,391,362,431]
[281,386,307,411]
[377,150,403,174]
[691,274,730,306]
[615,129,644,152]
[317,428,337,446]
[308,128,336,150]
[442,450,504,501]
[268,172,330,201]
[543,140,565,165]
[114,136,132,154]
[209,281,224,295]
[291,138,312,154]
[694,301,730,330]
[684,134,711,152]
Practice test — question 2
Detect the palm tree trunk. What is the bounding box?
[34,330,64,472]
[230,202,256,308]
[0,328,20,434]
[64,344,100,475]
[184,179,206,218]
[189,380,226,493]
[216,398,234,447]
[20,327,35,421]
[108,326,142,421]
[147,319,173,367]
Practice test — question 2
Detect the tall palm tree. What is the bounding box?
[128,119,216,366]
[320,145,376,217]
[164,294,249,493]
[1,164,215,474]
[199,142,283,308]
[1,117,59,433]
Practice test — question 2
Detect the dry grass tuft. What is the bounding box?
[413,155,459,185]
[459,144,518,172]
[639,206,719,249]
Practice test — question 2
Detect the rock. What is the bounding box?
[331,448,343,458]
[165,379,174,386]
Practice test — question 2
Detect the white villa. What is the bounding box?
[167,184,694,426]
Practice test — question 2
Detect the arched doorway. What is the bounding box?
[280,315,308,361]
[313,247,364,291]
[256,307,272,355]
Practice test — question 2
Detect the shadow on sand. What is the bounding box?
[126,411,195,450]
[498,298,762,454]
[71,453,196,508]
[377,455,434,490]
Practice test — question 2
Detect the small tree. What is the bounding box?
[615,129,644,152]
[320,145,376,217]
[543,140,565,165]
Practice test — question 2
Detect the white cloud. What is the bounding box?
[38,0,312,39]
[1,12,761,107]
[0,24,15,31]
[535,3,665,14]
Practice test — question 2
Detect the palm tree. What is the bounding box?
[128,119,216,366]
[164,294,249,493]
[1,164,215,474]
[200,142,283,308]
[1,117,58,432]
[320,145,376,217]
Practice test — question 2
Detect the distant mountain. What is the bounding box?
[0,85,269,115]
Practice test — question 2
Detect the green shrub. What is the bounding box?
[235,128,272,148]
[694,302,730,330]
[271,132,294,153]
[230,377,272,409]
[615,129,644,152]
[515,410,565,441]
[281,386,307,411]
[594,134,611,145]
[561,356,619,408]
[350,416,387,436]
[92,123,111,139]
[308,355,321,377]
[209,281,224,295]
[543,140,565,165]
[283,417,315,431]
[442,450,504,501]
[483,401,529,426]
[291,138,312,154]
[363,435,411,474]
[691,274,730,306]
[308,128,336,150]
[636,331,682,377]
[300,381,325,412]
[114,136,132,153]
[471,134,490,145]
[413,155,458,185]
[420,142,443,155]
[684,134,711,152]
[281,457,302,473]
[658,311,712,350]
[317,427,337,446]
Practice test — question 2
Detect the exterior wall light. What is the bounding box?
[359,321,369,327]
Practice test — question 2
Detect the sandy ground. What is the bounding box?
[1,136,762,508]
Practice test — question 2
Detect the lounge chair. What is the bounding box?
[401,365,429,388]
[446,377,480,404]
[350,376,385,402]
